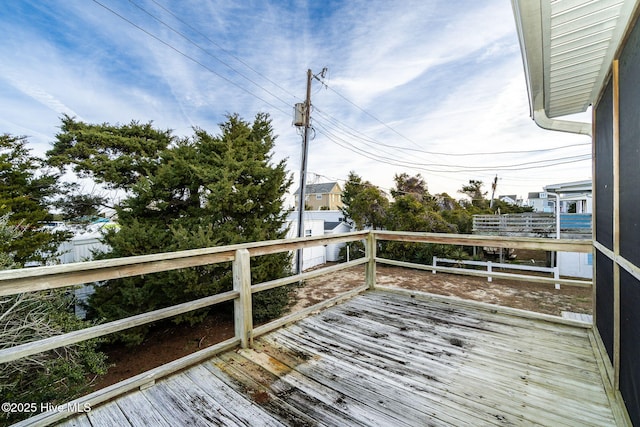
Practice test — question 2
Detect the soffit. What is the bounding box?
[512,0,637,118]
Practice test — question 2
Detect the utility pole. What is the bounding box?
[295,69,313,275]
[489,175,498,209]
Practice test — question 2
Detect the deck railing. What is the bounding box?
[472,213,592,237]
[0,230,593,426]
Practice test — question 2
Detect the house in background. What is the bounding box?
[526,191,553,212]
[56,220,117,318]
[497,194,523,206]
[526,180,592,213]
[521,182,594,280]
[545,180,592,213]
[285,210,354,271]
[294,182,343,210]
[285,214,325,270]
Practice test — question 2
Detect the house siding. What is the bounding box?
[295,182,343,210]
[593,14,640,424]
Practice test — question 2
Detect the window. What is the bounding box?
[316,194,323,200]
[304,229,312,237]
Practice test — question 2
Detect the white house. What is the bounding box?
[56,221,117,318]
[526,180,593,279]
[285,216,326,271]
[544,180,592,214]
[285,210,354,270]
[324,221,353,261]
[498,194,520,205]
[527,180,592,213]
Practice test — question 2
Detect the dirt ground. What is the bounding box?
[92,264,592,391]
[290,264,592,316]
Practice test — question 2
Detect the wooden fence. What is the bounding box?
[0,230,593,426]
[473,213,555,235]
[473,213,592,236]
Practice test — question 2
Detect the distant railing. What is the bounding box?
[472,213,592,236]
[432,256,559,283]
[560,213,592,231]
[371,230,591,288]
[473,213,555,235]
[0,230,593,426]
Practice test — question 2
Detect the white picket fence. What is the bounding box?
[432,256,559,286]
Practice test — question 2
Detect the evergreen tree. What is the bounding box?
[341,171,388,230]
[48,115,174,190]
[383,173,460,264]
[49,114,292,344]
[391,173,432,205]
[385,173,453,233]
[0,134,69,265]
[459,179,489,210]
[52,182,108,223]
[437,192,473,234]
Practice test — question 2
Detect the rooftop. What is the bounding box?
[294,182,341,195]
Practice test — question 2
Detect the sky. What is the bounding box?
[0,0,592,205]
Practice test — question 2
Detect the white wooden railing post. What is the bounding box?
[432,256,437,274]
[487,261,493,282]
[554,266,560,290]
[233,248,253,348]
[365,232,377,289]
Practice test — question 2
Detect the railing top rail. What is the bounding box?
[0,230,368,281]
[0,231,369,297]
[372,230,592,253]
[0,229,592,298]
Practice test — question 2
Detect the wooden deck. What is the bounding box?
[60,290,618,426]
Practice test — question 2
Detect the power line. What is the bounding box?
[319,82,591,158]
[314,108,590,157]
[92,1,591,182]
[320,82,422,150]
[147,0,300,101]
[313,121,591,173]
[315,124,591,174]
[128,0,297,109]
[91,0,292,117]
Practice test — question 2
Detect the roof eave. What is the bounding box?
[511,0,638,136]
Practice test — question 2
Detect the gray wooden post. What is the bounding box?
[233,249,253,348]
[365,232,376,289]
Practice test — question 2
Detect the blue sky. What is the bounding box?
[0,0,592,203]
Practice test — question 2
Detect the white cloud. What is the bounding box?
[0,0,592,202]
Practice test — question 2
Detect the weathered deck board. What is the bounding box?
[85,401,131,427]
[112,391,171,427]
[269,320,600,426]
[60,290,617,426]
